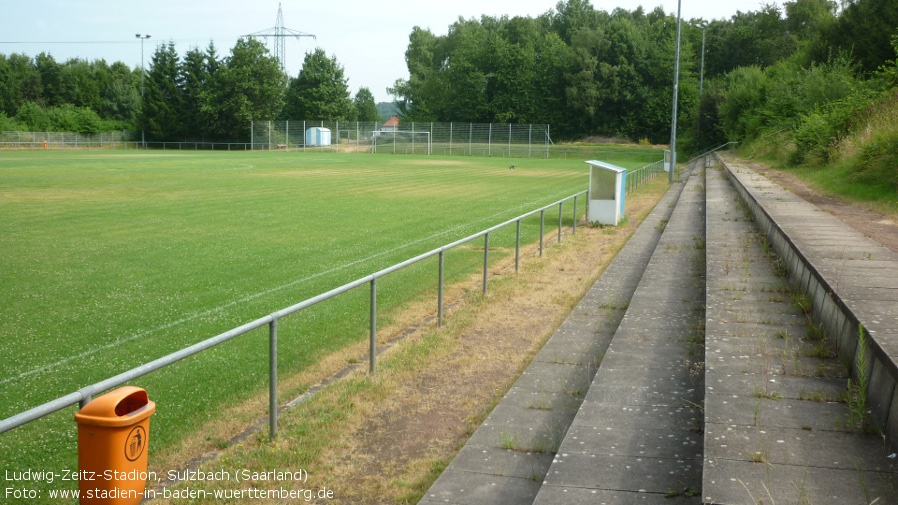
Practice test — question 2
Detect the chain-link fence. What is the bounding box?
[250,120,553,158]
[0,131,135,150]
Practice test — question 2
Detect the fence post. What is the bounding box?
[515,220,521,272]
[529,124,533,158]
[369,278,377,375]
[558,202,563,244]
[449,123,453,156]
[540,210,545,257]
[483,233,490,295]
[269,318,278,440]
[488,123,492,157]
[573,195,578,234]
[438,251,445,327]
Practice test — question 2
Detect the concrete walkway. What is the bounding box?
[703,158,898,504]
[419,173,687,505]
[420,155,898,505]
[532,164,706,504]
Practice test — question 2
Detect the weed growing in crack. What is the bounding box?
[846,324,871,433]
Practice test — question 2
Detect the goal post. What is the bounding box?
[372,130,432,155]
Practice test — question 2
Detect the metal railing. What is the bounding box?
[0,190,587,441]
[0,140,254,151]
[626,160,666,195]
[678,142,740,180]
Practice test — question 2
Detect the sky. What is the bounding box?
[0,0,769,103]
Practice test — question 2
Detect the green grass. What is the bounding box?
[752,151,898,214]
[0,148,658,494]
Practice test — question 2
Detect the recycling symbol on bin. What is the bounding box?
[124,426,147,462]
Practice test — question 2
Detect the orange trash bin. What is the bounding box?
[74,386,156,505]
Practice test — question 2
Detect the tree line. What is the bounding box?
[390,0,897,151]
[1,0,896,157]
[0,38,377,141]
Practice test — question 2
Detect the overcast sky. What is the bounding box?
[1,0,769,102]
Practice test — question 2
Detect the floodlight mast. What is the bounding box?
[136,33,151,149]
[245,3,316,74]
[668,0,682,184]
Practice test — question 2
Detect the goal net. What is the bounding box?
[371,130,431,155]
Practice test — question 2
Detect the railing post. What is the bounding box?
[438,251,445,327]
[557,202,563,244]
[539,210,545,257]
[515,220,521,272]
[573,195,578,234]
[269,318,278,440]
[369,278,377,375]
[483,233,490,295]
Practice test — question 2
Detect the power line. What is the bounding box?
[0,40,136,44]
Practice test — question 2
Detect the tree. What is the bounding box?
[282,48,354,120]
[180,42,220,139]
[705,5,796,76]
[102,62,140,122]
[354,87,379,122]
[139,41,184,140]
[826,0,898,74]
[201,38,285,140]
[0,53,42,116]
[34,53,67,107]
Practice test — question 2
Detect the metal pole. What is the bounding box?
[698,24,707,143]
[483,233,490,295]
[669,0,682,184]
[557,203,563,244]
[449,123,453,156]
[369,279,377,374]
[269,318,278,439]
[488,124,492,157]
[135,34,150,149]
[539,210,545,257]
[573,195,578,234]
[515,220,521,272]
[699,26,706,99]
[438,251,445,326]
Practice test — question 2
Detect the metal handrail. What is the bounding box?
[677,142,739,180]
[1,190,588,440]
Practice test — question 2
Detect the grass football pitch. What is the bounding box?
[0,148,658,487]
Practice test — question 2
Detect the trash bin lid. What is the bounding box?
[75,386,156,427]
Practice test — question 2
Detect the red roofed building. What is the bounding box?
[382,116,400,131]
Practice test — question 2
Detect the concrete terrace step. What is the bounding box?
[418,172,689,505]
[420,154,898,505]
[531,164,707,504]
[703,158,898,504]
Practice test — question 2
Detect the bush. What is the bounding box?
[854,129,898,188]
[11,102,125,133]
[0,112,22,131]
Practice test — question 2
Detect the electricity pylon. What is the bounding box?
[245,3,315,74]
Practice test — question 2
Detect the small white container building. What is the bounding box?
[305,127,332,147]
[585,160,627,226]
